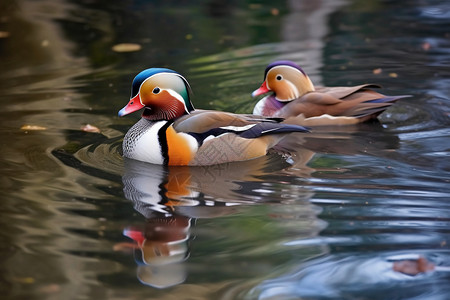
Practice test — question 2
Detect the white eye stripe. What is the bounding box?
[285,81,300,99]
[166,89,191,114]
[166,89,185,103]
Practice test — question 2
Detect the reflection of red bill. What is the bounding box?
[123,228,145,247]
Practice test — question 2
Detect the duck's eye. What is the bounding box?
[276,75,283,81]
[152,87,161,94]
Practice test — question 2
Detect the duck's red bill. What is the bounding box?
[118,94,144,116]
[252,81,270,97]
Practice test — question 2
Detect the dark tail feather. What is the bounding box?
[239,123,309,139]
[349,95,411,118]
[365,95,411,104]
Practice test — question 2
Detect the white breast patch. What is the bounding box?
[124,120,166,164]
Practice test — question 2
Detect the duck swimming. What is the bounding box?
[252,60,410,126]
[118,68,309,166]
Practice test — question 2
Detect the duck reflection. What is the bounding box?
[117,155,300,288]
[122,154,294,216]
[120,214,191,289]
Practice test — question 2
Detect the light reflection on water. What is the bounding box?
[0,0,449,299]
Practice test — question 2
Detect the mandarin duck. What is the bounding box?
[252,60,410,126]
[118,68,309,166]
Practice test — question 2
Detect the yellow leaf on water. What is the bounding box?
[112,43,142,53]
[13,276,35,284]
[389,72,398,78]
[21,125,47,131]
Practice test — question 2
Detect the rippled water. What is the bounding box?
[1,0,449,299]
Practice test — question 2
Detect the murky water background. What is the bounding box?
[1,0,449,299]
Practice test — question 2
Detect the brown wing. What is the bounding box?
[274,93,344,118]
[315,84,381,99]
[274,84,400,118]
[173,109,278,133]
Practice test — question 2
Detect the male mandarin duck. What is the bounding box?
[252,60,410,126]
[118,68,309,166]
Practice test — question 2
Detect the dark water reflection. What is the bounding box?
[1,0,449,299]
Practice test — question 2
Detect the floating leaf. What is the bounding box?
[0,31,10,38]
[112,43,142,53]
[81,124,101,133]
[13,276,35,284]
[39,284,61,294]
[21,125,47,131]
[372,68,382,75]
[421,42,431,51]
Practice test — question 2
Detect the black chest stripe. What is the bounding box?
[157,121,174,165]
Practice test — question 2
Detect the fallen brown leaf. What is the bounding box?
[81,124,101,133]
[21,125,47,131]
[112,43,142,53]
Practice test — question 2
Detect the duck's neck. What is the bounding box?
[296,74,315,96]
[254,95,287,116]
[142,102,191,121]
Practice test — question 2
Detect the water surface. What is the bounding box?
[0,0,449,299]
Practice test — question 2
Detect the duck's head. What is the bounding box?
[118,68,194,120]
[252,60,315,102]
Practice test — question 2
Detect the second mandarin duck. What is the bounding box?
[252,60,410,126]
[118,68,309,166]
